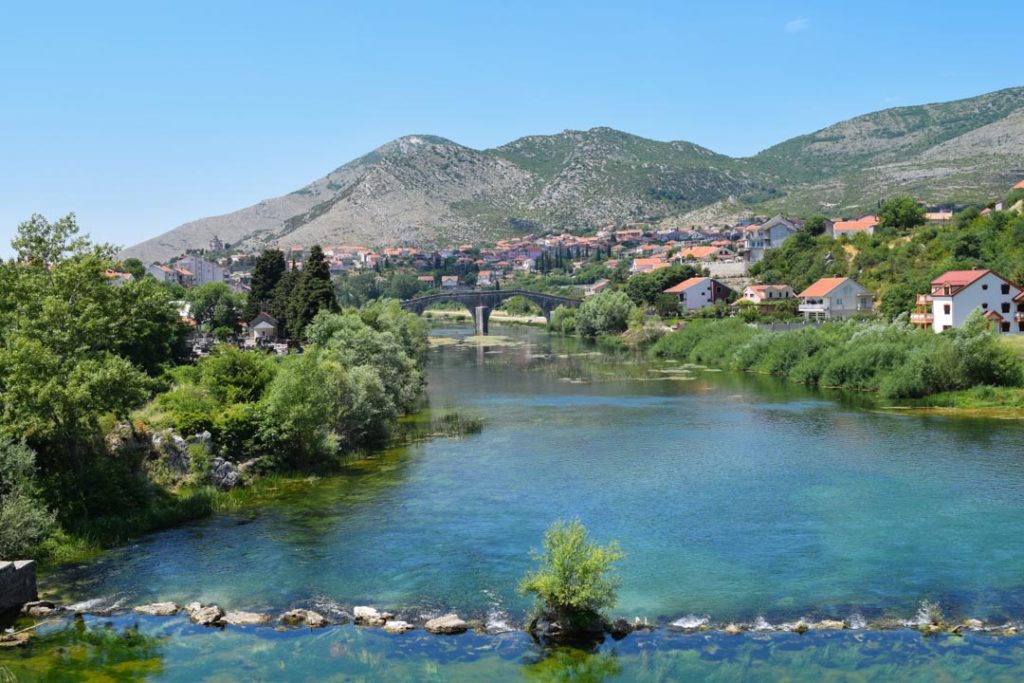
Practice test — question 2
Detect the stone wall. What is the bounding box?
[0,560,37,614]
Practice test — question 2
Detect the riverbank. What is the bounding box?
[650,317,1024,413]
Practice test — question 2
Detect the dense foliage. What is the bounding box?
[651,314,1024,399]
[519,519,625,632]
[0,439,55,557]
[151,300,428,469]
[574,291,637,338]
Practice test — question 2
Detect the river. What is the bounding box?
[5,323,1024,680]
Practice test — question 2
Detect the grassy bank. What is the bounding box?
[650,316,1024,407]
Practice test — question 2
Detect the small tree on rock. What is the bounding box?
[519,518,625,634]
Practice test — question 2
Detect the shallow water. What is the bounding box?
[9,323,1024,678]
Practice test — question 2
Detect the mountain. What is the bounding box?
[123,87,1024,262]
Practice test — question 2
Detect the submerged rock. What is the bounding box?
[382,620,415,634]
[814,619,846,630]
[222,610,270,626]
[0,632,32,648]
[22,600,57,618]
[424,613,468,635]
[280,609,328,628]
[605,618,633,640]
[133,602,179,617]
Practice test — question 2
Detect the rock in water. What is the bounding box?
[280,609,328,628]
[815,619,846,630]
[354,606,387,626]
[222,610,270,626]
[424,613,468,635]
[382,620,415,634]
[189,605,225,626]
[133,602,179,616]
[606,618,633,640]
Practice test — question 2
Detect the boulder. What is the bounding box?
[0,631,32,648]
[154,430,191,475]
[963,618,985,630]
[189,604,225,627]
[723,623,742,635]
[424,613,468,635]
[133,602,179,617]
[210,458,243,490]
[382,620,415,634]
[222,610,271,626]
[791,621,810,634]
[354,606,387,627]
[280,608,328,628]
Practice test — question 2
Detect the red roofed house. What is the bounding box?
[914,269,1023,333]
[1013,179,1024,190]
[664,277,733,311]
[676,245,736,262]
[740,284,795,304]
[631,257,669,274]
[797,277,874,320]
[833,215,878,237]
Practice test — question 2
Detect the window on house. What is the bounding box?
[1003,302,1011,313]
[1002,323,1011,333]
[944,304,951,314]
[1002,284,1011,295]
[982,302,989,309]
[982,284,988,290]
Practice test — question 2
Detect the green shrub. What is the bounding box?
[575,291,635,338]
[519,519,625,632]
[0,439,55,557]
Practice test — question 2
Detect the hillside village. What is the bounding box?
[112,179,1024,343]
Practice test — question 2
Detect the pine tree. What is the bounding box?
[245,249,286,320]
[288,245,337,338]
[269,265,300,338]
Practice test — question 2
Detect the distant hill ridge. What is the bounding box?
[123,87,1024,262]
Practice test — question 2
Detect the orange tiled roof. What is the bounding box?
[664,277,708,294]
[798,277,850,298]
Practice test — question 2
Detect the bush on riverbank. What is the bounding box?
[650,313,1024,399]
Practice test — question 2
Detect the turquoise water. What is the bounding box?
[8,323,1024,679]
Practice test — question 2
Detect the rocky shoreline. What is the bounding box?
[3,597,1020,648]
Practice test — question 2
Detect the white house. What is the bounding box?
[797,277,874,320]
[248,312,279,344]
[912,269,1024,334]
[742,215,798,263]
[740,284,795,304]
[176,254,226,286]
[664,277,733,311]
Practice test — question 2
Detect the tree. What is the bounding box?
[519,519,625,633]
[878,196,926,232]
[268,267,300,338]
[804,214,829,236]
[575,291,635,337]
[121,257,146,280]
[0,214,178,473]
[245,249,286,320]
[288,245,338,338]
[188,282,243,332]
[879,283,917,320]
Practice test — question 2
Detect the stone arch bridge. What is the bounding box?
[400,289,582,334]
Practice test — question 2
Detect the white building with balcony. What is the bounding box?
[912,270,1024,334]
[797,277,874,320]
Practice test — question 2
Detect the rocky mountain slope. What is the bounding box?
[123,87,1024,262]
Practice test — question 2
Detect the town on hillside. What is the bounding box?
[108,179,1024,348]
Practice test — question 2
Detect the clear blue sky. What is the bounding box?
[1,0,1021,254]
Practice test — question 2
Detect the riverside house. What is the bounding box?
[797,277,874,320]
[664,277,733,311]
[740,284,795,304]
[912,269,1024,333]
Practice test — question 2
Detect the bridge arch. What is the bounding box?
[400,289,582,335]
